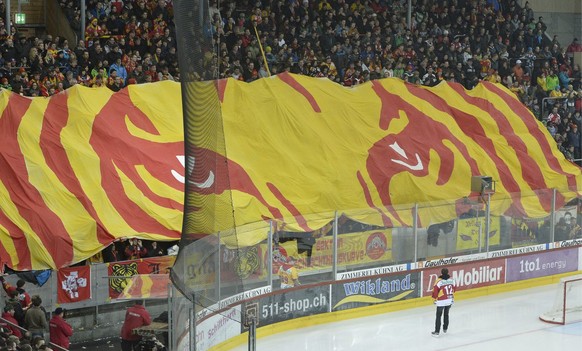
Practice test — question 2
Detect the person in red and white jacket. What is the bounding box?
[50,307,73,349]
[120,300,152,351]
[431,268,456,337]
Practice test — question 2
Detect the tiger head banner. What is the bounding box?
[181,73,582,244]
[107,256,175,299]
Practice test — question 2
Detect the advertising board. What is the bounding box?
[332,272,420,311]
[253,285,329,326]
[196,306,242,351]
[422,259,506,296]
[505,248,579,282]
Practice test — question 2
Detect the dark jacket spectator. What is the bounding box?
[24,296,48,338]
[6,291,26,327]
[147,241,165,257]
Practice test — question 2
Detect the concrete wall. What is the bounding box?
[525,0,581,13]
[46,0,78,46]
[575,52,582,70]
[67,300,168,343]
[523,0,582,53]
[1,263,170,343]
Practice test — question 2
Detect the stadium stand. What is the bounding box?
[11,0,582,110]
[0,0,582,139]
[0,0,580,348]
[1,1,581,147]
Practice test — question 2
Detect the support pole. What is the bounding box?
[217,232,221,301]
[81,0,86,42]
[268,221,273,287]
[407,0,412,30]
[248,317,257,351]
[168,284,173,351]
[332,211,339,280]
[190,304,196,351]
[477,204,482,253]
[550,188,556,242]
[485,193,491,253]
[413,203,418,262]
[6,0,11,36]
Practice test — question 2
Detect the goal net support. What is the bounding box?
[539,274,582,325]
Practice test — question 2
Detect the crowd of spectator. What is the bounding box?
[0,241,172,350]
[0,276,61,351]
[0,238,174,351]
[0,0,581,162]
[96,238,176,264]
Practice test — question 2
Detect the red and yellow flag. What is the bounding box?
[118,274,170,300]
[1,74,580,270]
[187,73,581,242]
[0,83,183,270]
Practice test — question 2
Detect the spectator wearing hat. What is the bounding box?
[15,36,32,62]
[1,305,22,338]
[513,59,524,83]
[0,77,12,91]
[49,307,73,350]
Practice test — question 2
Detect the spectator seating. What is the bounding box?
[0,0,580,161]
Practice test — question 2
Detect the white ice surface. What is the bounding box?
[230,283,582,350]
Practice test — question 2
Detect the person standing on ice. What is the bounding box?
[431,268,456,337]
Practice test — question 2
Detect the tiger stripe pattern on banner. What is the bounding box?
[1,74,580,270]
[0,83,183,270]
[197,73,580,241]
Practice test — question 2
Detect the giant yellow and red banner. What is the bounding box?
[188,73,581,240]
[1,73,581,270]
[0,83,184,270]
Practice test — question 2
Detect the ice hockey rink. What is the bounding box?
[230,283,582,351]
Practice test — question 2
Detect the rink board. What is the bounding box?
[207,245,582,351]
